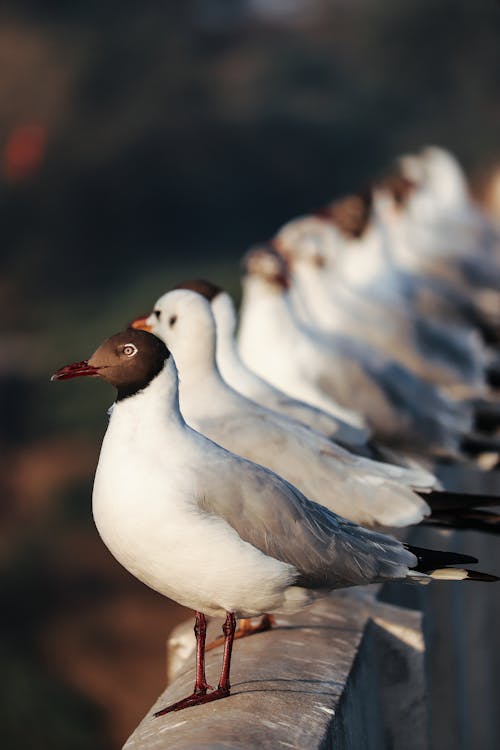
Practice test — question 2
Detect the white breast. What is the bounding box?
[91,415,300,618]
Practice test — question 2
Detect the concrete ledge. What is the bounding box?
[124,590,425,750]
[382,526,500,750]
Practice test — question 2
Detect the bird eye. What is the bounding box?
[169,315,177,327]
[154,310,161,319]
[123,343,138,357]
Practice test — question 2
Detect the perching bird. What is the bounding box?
[274,196,489,397]
[131,288,436,529]
[172,278,371,448]
[132,289,500,535]
[397,146,500,292]
[238,246,474,458]
[51,328,498,715]
[171,279,500,464]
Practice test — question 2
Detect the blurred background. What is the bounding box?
[1,1,500,747]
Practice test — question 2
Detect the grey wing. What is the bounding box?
[332,335,471,446]
[413,316,484,384]
[198,454,415,590]
[362,354,472,442]
[308,335,400,431]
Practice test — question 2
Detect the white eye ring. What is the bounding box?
[123,343,138,357]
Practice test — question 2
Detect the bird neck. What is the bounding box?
[336,224,389,288]
[108,358,185,437]
[169,321,225,394]
[240,275,292,315]
[292,262,340,328]
[240,275,295,333]
[238,277,298,366]
[212,292,242,372]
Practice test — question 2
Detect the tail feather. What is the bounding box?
[463,570,500,582]
[461,433,500,455]
[405,544,477,571]
[421,489,500,512]
[405,544,499,582]
[427,569,499,582]
[423,509,500,535]
[486,364,500,389]
[474,401,500,431]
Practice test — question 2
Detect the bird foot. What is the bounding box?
[153,686,230,716]
[206,614,275,652]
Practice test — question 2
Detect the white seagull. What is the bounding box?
[52,328,498,715]
[132,288,439,530]
[172,278,371,448]
[274,198,489,397]
[396,146,500,295]
[132,288,500,536]
[237,246,474,457]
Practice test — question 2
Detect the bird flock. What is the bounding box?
[52,146,500,718]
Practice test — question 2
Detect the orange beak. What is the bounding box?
[130,314,152,332]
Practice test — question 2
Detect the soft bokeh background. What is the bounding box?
[1,1,500,747]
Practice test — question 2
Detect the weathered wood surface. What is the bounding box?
[124,590,426,750]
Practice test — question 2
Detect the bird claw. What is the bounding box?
[153,686,230,716]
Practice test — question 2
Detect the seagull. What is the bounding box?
[172,279,371,449]
[396,147,500,295]
[132,288,440,530]
[132,288,500,535]
[237,246,475,458]
[274,198,490,397]
[170,279,500,473]
[273,209,500,451]
[51,328,499,715]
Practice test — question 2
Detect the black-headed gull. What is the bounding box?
[238,246,473,457]
[397,146,500,292]
[52,329,499,714]
[132,289,500,534]
[133,288,438,530]
[275,199,489,397]
[172,278,371,448]
[174,278,500,466]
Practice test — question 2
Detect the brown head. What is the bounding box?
[173,279,223,302]
[51,329,170,401]
[376,168,416,207]
[316,190,373,239]
[241,244,290,289]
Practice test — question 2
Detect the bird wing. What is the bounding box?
[196,445,415,590]
[195,404,431,528]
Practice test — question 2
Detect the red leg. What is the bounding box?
[217,612,237,692]
[154,611,236,717]
[206,613,275,651]
[193,612,211,694]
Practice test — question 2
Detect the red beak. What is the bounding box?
[51,360,100,381]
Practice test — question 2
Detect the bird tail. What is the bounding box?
[474,400,500,431]
[422,509,500,536]
[485,362,500,389]
[405,544,499,582]
[461,433,500,455]
[419,489,500,511]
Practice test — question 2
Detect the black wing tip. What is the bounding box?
[405,543,478,572]
[424,509,500,535]
[464,570,500,583]
[461,433,500,455]
[425,490,500,512]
